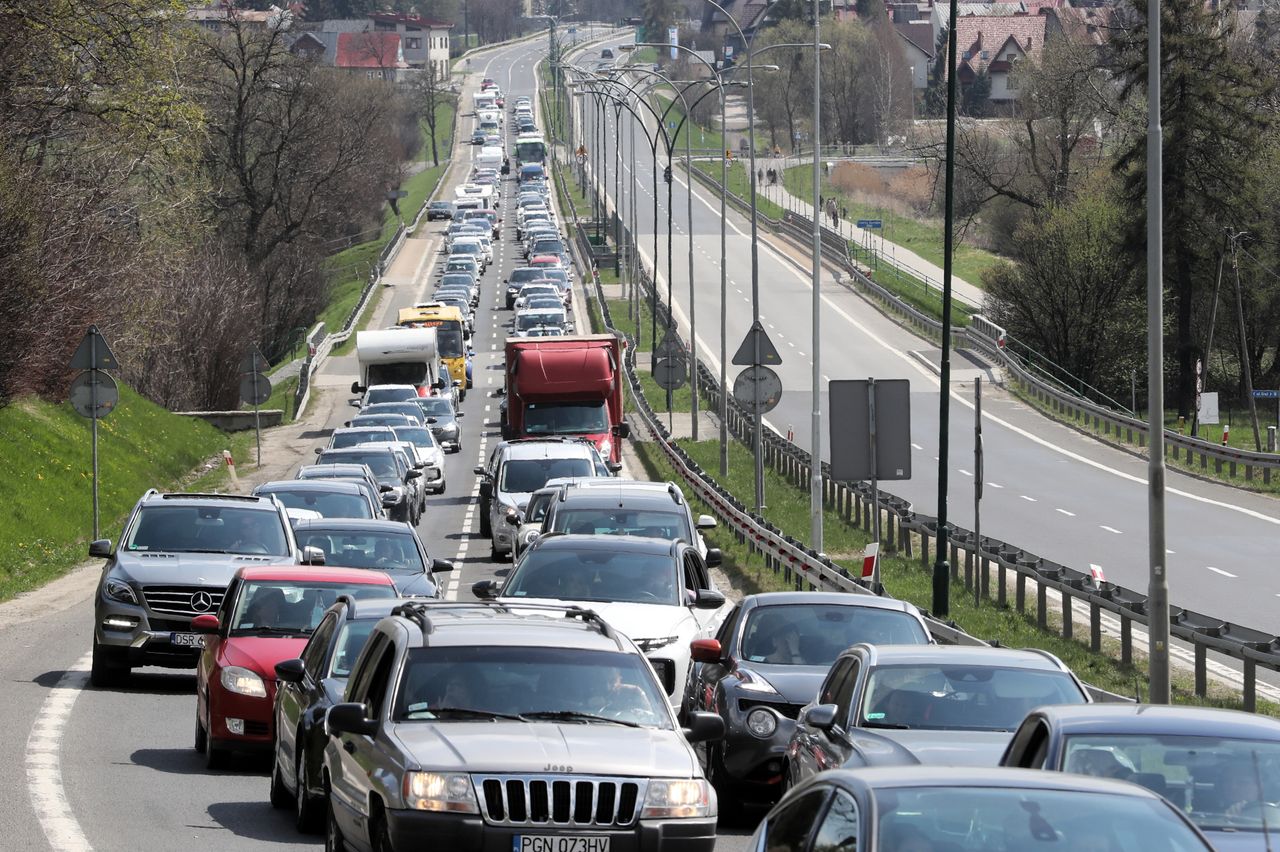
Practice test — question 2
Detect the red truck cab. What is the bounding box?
[502,334,630,463]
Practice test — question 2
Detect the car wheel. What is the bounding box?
[90,640,127,688]
[194,711,207,755]
[490,542,507,562]
[708,744,747,824]
[270,750,292,809]
[371,811,395,852]
[296,737,323,834]
[204,698,229,770]
[325,789,347,852]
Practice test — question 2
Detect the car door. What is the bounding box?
[790,657,856,783]
[329,632,394,842]
[279,612,337,788]
[683,551,727,635]
[755,785,831,852]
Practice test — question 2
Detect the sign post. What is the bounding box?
[240,346,272,467]
[69,327,121,540]
[733,321,783,512]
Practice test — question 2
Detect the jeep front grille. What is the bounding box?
[142,585,226,618]
[474,775,643,827]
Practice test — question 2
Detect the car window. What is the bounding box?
[346,632,390,704]
[499,457,594,493]
[683,552,710,591]
[812,789,859,852]
[819,657,856,705]
[330,620,378,679]
[832,659,860,727]
[124,505,290,556]
[739,604,929,667]
[551,508,688,540]
[266,489,374,519]
[363,642,396,722]
[300,531,425,572]
[504,548,678,605]
[763,787,829,852]
[301,613,339,679]
[715,605,740,646]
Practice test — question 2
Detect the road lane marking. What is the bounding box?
[1206,566,1237,578]
[1100,525,1122,535]
[911,443,923,450]
[988,482,1003,488]
[1020,495,1037,502]
[26,652,93,852]
[1056,509,1075,517]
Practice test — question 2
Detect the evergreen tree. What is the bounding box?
[642,0,683,46]
[961,68,991,117]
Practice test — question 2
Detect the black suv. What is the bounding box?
[322,602,725,851]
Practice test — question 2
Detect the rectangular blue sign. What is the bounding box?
[856,219,883,229]
[1252,389,1280,399]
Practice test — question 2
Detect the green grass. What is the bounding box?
[781,164,1000,287]
[691,161,785,221]
[0,386,233,602]
[652,94,726,156]
[243,374,298,424]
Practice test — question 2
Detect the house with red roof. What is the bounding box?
[953,12,1048,102]
[334,31,408,82]
[368,12,453,79]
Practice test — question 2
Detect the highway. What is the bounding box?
[573,33,1280,642]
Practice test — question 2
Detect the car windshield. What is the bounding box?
[329,620,377,678]
[533,240,564,254]
[395,646,670,728]
[441,274,473,288]
[364,404,421,422]
[524,402,609,435]
[527,297,564,311]
[875,787,1209,852]
[503,548,678,605]
[125,505,290,556]
[499,457,594,494]
[416,398,454,417]
[551,508,690,543]
[365,387,416,405]
[349,415,410,428]
[318,452,398,483]
[739,604,929,667]
[231,580,394,634]
[296,530,426,572]
[260,489,373,520]
[1061,735,1280,834]
[436,326,464,358]
[330,430,394,449]
[516,312,565,332]
[860,664,1087,732]
[392,427,437,450]
[510,269,547,284]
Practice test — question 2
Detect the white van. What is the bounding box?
[475,93,496,112]
[474,146,504,170]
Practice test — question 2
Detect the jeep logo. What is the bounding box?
[543,764,573,773]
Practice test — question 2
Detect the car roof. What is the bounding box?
[499,440,596,460]
[554,489,686,513]
[321,446,398,457]
[293,519,417,534]
[528,533,678,556]
[234,565,396,584]
[742,590,921,615]
[255,479,365,495]
[326,596,412,623]
[385,602,633,653]
[1029,703,1280,737]
[812,765,1167,797]
[332,426,396,434]
[860,644,1069,670]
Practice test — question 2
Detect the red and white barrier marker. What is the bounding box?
[862,542,879,578]
[223,449,238,488]
[1089,563,1106,588]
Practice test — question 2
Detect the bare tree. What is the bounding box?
[411,63,457,167]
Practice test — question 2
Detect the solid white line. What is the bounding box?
[1056,508,1076,517]
[1100,525,1123,535]
[1206,566,1237,578]
[26,653,93,852]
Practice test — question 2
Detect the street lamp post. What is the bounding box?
[809,0,824,552]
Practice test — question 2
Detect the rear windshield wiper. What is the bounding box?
[521,711,643,728]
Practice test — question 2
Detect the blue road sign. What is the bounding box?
[857,219,883,229]
[1252,389,1280,399]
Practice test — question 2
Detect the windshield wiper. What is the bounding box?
[406,707,528,721]
[522,711,643,728]
[861,721,911,730]
[235,626,310,636]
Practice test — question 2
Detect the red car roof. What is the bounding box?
[233,565,396,585]
[530,255,562,264]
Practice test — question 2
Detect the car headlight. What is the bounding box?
[735,669,781,695]
[404,772,479,813]
[746,707,779,739]
[104,577,138,604]
[642,779,714,819]
[221,665,267,698]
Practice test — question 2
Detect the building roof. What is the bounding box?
[953,12,1047,74]
[334,31,407,69]
[369,11,454,29]
[895,20,938,56]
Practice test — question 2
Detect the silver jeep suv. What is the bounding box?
[89,490,320,686]
[323,602,726,851]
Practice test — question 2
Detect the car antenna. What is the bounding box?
[1132,674,1143,704]
[1255,751,1274,852]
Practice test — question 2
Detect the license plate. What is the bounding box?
[170,633,202,647]
[513,837,610,852]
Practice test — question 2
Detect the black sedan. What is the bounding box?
[414,396,464,453]
[1002,703,1280,851]
[683,592,932,815]
[750,766,1214,852]
[270,596,407,833]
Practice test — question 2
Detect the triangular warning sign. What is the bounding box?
[68,326,120,371]
[240,344,269,374]
[731,320,783,366]
[654,332,684,358]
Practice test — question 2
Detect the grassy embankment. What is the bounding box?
[0,385,252,602]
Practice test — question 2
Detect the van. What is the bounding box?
[474,146,504,170]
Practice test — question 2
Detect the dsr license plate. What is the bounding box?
[170,632,202,647]
[514,836,610,852]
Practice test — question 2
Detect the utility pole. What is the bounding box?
[1231,231,1263,451]
[809,0,824,551]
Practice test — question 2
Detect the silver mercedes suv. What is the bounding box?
[89,490,321,686]
[323,601,725,851]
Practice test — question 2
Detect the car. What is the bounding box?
[470,129,485,145]
[1000,703,1280,848]
[414,396,464,452]
[251,480,380,521]
[314,447,422,524]
[426,199,456,221]
[684,592,932,814]
[512,306,571,335]
[391,425,446,494]
[271,595,411,832]
[476,534,732,712]
[193,565,397,768]
[538,479,718,558]
[751,766,1215,852]
[362,440,432,520]
[88,491,321,686]
[441,255,480,280]
[325,426,398,451]
[355,401,427,426]
[294,463,387,516]
[504,267,555,308]
[473,439,609,556]
[513,282,561,311]
[358,384,420,407]
[322,600,725,852]
[450,237,489,270]
[785,645,1092,787]
[291,519,454,597]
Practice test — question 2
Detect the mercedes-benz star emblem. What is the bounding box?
[190,591,214,613]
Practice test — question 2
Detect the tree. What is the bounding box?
[411,64,457,167]
[753,19,813,151]
[642,0,683,47]
[961,68,992,117]
[923,28,950,118]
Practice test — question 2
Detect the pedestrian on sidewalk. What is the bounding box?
[841,204,848,222]
[757,167,764,183]
[819,194,824,210]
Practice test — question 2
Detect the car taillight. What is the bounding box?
[417,386,428,397]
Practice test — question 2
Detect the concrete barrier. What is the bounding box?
[176,410,284,432]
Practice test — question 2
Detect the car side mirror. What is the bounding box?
[379,484,394,493]
[453,380,462,388]
[327,702,378,738]
[696,514,718,531]
[472,579,501,599]
[431,558,456,573]
[426,417,439,424]
[606,462,622,474]
[473,465,486,476]
[348,399,362,408]
[190,613,220,634]
[690,638,723,664]
[275,658,306,684]
[681,711,726,744]
[456,412,466,418]
[351,382,364,395]
[504,510,521,526]
[705,548,723,569]
[405,469,422,480]
[693,589,726,610]
[503,278,509,284]
[89,539,112,558]
[303,545,326,565]
[314,447,324,455]
[802,703,839,731]
[611,422,631,439]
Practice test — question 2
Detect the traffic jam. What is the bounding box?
[84,70,1280,852]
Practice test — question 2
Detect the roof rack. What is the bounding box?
[390,601,435,635]
[560,606,627,651]
[159,492,264,502]
[386,600,626,650]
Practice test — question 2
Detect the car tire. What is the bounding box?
[90,640,128,688]
[270,752,292,810]
[194,712,207,755]
[708,745,747,825]
[204,697,229,770]
[325,789,348,852]
[371,811,395,852]
[296,738,323,834]
[490,542,507,562]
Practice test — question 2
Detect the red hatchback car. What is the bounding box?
[192,565,397,769]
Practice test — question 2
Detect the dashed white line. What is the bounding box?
[1206,566,1237,578]
[1055,508,1075,517]
[988,482,1003,489]
[958,469,973,477]
[1020,495,1037,502]
[26,653,92,852]
[1100,525,1122,535]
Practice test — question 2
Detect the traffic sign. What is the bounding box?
[652,355,687,391]
[654,332,684,358]
[240,345,269,374]
[240,372,272,405]
[1252,389,1280,399]
[731,320,782,367]
[69,371,119,419]
[69,326,120,371]
[733,365,783,414]
[856,219,883,230]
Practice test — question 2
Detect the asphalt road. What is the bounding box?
[1,32,759,852]
[575,37,1280,643]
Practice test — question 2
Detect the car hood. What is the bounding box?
[501,599,698,645]
[390,721,697,776]
[853,728,1013,767]
[731,664,828,705]
[221,636,310,677]
[114,552,283,586]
